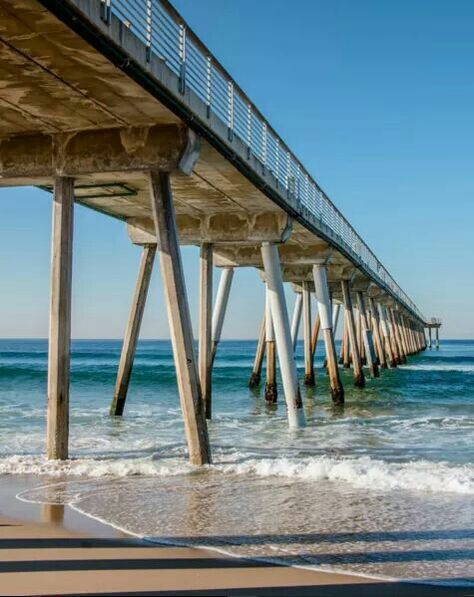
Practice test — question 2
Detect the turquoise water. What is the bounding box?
[0,338,473,584]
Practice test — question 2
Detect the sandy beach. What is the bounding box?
[0,475,469,596]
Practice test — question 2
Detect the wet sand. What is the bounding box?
[0,475,469,596]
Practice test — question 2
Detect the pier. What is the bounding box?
[0,0,440,464]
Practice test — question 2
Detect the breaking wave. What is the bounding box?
[2,453,473,495]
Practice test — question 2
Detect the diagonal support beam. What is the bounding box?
[149,170,210,465]
[290,292,303,352]
[249,311,266,387]
[211,267,234,363]
[110,245,156,416]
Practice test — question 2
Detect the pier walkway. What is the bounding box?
[0,0,439,463]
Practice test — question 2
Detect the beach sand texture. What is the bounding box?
[0,477,470,597]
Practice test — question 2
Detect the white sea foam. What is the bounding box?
[403,363,474,372]
[2,453,473,495]
[217,455,474,494]
[0,454,195,478]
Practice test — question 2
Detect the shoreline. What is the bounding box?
[0,474,470,595]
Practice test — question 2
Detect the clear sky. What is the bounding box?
[1,0,472,339]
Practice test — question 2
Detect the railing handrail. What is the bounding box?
[101,0,426,323]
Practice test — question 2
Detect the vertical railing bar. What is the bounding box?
[145,0,152,61]
[178,22,186,94]
[206,55,212,118]
[262,122,267,170]
[227,81,234,141]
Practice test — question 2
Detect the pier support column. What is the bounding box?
[378,304,396,368]
[421,325,427,351]
[356,307,367,365]
[290,292,303,352]
[313,265,344,404]
[342,314,350,368]
[149,170,210,465]
[369,297,386,369]
[47,177,74,461]
[332,304,341,338]
[389,308,406,364]
[386,309,401,365]
[428,327,432,349]
[211,267,234,363]
[264,285,277,403]
[395,311,409,360]
[249,313,266,387]
[435,327,440,350]
[199,243,213,419]
[341,280,365,388]
[357,292,379,378]
[261,243,304,426]
[302,281,315,386]
[406,317,416,355]
[310,311,321,364]
[110,245,156,416]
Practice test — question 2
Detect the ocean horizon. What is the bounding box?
[0,338,472,585]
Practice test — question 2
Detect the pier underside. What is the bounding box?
[0,0,342,274]
[0,0,432,464]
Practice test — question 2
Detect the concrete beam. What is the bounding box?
[128,212,293,246]
[0,125,190,182]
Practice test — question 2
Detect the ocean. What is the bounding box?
[0,338,472,586]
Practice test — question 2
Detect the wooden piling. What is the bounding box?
[199,243,213,419]
[302,281,315,386]
[290,292,303,352]
[110,245,156,416]
[356,307,367,365]
[261,243,304,426]
[368,297,387,369]
[341,280,365,388]
[342,314,350,368]
[389,308,406,364]
[211,267,234,363]
[378,303,396,368]
[249,313,266,387]
[386,308,401,365]
[47,176,74,460]
[357,292,379,378]
[264,285,277,403]
[310,312,321,363]
[313,265,344,404]
[149,170,210,465]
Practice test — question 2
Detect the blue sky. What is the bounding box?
[1,0,472,339]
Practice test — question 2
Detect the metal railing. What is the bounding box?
[100,0,426,322]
